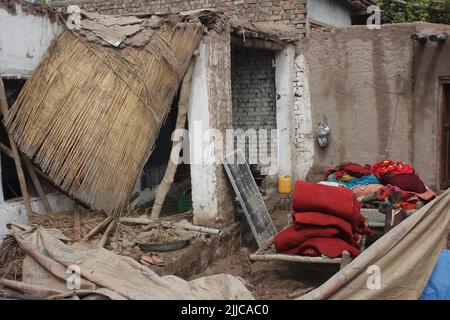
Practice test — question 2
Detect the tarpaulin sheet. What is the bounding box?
[420,250,450,300]
[3,223,253,300]
[299,188,450,300]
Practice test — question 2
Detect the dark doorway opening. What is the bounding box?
[138,92,191,217]
[1,78,26,200]
[0,78,54,201]
[441,83,450,189]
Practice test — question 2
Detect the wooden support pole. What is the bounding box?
[98,218,117,248]
[0,142,13,158]
[73,204,81,242]
[0,141,91,211]
[340,251,351,270]
[21,155,52,214]
[231,35,285,51]
[83,215,113,241]
[0,78,33,217]
[150,59,195,220]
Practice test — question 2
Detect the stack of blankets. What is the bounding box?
[324,160,436,210]
[274,181,371,258]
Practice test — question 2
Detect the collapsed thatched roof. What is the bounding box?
[5,13,203,215]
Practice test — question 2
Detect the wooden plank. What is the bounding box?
[231,35,284,51]
[0,78,33,217]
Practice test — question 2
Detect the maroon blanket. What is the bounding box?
[326,162,372,179]
[273,226,340,254]
[284,238,361,258]
[381,174,427,194]
[293,181,369,235]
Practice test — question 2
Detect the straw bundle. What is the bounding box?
[5,23,203,215]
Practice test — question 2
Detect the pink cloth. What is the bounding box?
[352,184,384,199]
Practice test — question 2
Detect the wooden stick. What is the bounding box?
[150,59,195,220]
[339,251,351,270]
[83,216,114,241]
[0,142,13,158]
[176,222,221,235]
[119,216,221,235]
[73,204,81,241]
[119,217,156,225]
[0,78,33,217]
[249,253,342,264]
[0,142,90,209]
[98,218,117,248]
[21,155,52,214]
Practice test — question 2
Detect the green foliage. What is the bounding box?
[376,0,450,24]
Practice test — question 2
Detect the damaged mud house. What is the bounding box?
[0,0,449,301]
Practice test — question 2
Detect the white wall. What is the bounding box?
[292,54,314,180]
[307,0,352,27]
[188,42,218,224]
[275,46,295,177]
[0,4,68,242]
[0,4,63,77]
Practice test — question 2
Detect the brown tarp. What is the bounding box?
[299,188,450,300]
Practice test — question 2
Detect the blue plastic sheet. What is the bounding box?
[420,250,450,300]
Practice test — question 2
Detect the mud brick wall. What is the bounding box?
[63,0,307,37]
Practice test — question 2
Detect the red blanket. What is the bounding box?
[292,212,356,244]
[293,181,369,234]
[370,160,414,178]
[273,226,340,254]
[284,238,361,258]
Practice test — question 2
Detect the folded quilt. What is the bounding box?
[292,212,356,244]
[273,226,341,254]
[293,181,369,235]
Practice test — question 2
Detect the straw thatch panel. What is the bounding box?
[5,22,203,215]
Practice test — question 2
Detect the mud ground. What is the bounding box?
[190,207,338,300]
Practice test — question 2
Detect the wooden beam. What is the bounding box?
[0,78,33,217]
[73,204,81,241]
[230,35,285,51]
[0,142,13,158]
[0,141,91,210]
[83,216,114,241]
[22,155,52,214]
[98,218,117,248]
[150,59,195,220]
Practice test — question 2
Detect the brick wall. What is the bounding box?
[62,0,307,36]
[232,46,276,131]
[231,46,276,163]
